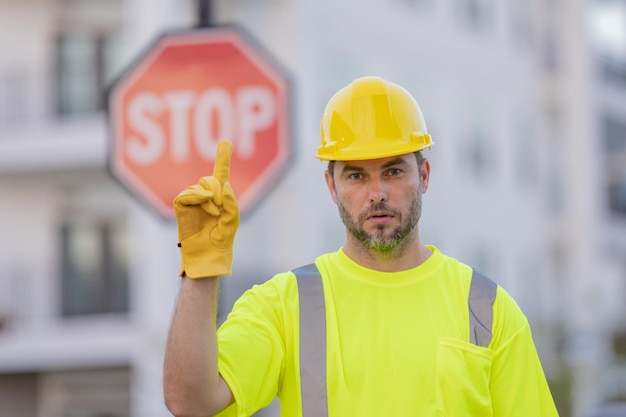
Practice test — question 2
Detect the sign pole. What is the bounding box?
[197,0,213,28]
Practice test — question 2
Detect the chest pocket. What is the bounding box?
[292,264,497,417]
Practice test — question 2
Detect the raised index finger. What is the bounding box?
[213,140,233,185]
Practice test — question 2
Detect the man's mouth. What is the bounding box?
[366,212,394,224]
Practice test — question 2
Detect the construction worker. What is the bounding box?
[164,76,560,417]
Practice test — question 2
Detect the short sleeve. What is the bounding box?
[216,274,295,417]
[489,288,559,416]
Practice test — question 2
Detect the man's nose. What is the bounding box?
[368,178,387,203]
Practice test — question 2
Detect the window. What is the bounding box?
[589,0,626,62]
[54,0,124,116]
[603,115,626,216]
[465,130,492,177]
[591,0,626,86]
[60,216,129,316]
[391,0,431,7]
[56,31,122,115]
[547,156,565,215]
[509,0,533,48]
[0,70,29,126]
[513,116,539,186]
[546,102,565,214]
[601,57,626,87]
[540,0,561,73]
[39,368,131,417]
[458,101,496,179]
[455,0,493,31]
[541,25,561,73]
[0,373,37,417]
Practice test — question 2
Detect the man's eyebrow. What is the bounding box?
[340,157,408,175]
[380,157,407,169]
[340,164,365,175]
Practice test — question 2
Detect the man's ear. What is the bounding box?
[324,170,338,204]
[420,158,431,193]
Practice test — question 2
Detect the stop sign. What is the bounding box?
[108,27,291,219]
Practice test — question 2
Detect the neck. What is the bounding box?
[343,233,432,273]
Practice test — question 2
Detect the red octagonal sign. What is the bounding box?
[108,27,291,219]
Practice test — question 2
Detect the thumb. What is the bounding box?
[174,185,215,207]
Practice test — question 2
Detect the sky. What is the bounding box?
[589,0,626,57]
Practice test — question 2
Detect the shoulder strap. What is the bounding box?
[293,263,328,417]
[468,269,498,348]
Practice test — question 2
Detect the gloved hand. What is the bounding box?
[173,141,239,278]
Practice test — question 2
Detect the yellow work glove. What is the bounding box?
[173,141,240,278]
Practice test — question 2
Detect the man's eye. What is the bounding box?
[387,168,401,176]
[349,173,363,180]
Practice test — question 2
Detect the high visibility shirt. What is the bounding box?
[215,246,559,417]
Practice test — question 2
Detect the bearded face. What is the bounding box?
[337,186,422,255]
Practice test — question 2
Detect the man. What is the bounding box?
[164,76,559,416]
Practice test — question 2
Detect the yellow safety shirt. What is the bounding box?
[215,246,559,417]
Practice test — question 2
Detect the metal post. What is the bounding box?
[198,0,213,28]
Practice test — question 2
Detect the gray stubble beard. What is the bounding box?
[338,188,422,256]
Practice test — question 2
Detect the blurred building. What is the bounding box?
[0,0,624,417]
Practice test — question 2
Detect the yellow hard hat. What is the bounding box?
[316,76,434,161]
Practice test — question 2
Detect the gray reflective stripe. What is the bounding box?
[293,264,498,416]
[294,263,328,417]
[468,269,498,347]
